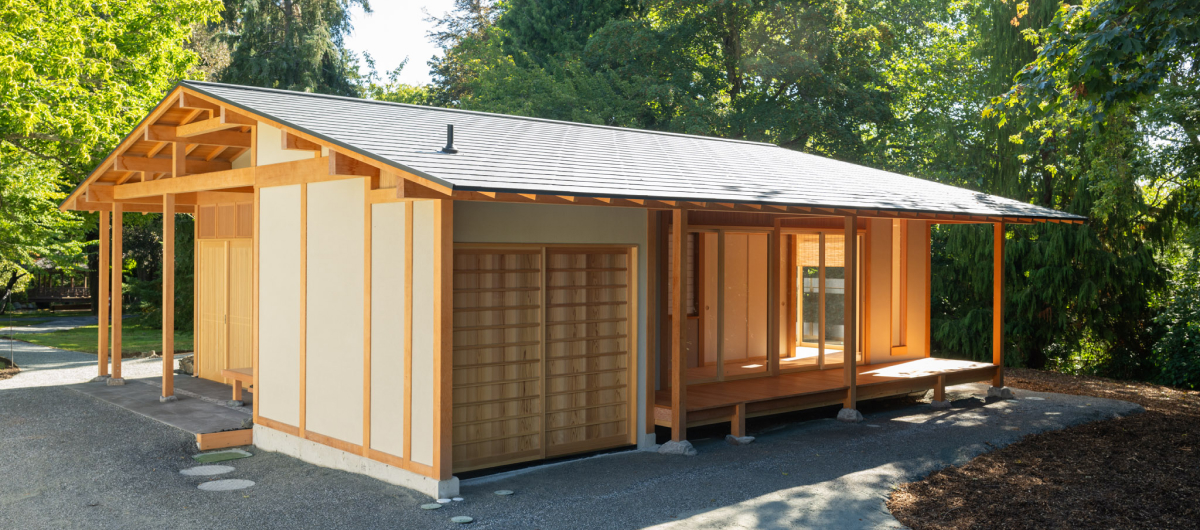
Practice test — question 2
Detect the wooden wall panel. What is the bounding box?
[258,184,302,426]
[305,178,366,446]
[451,249,544,472]
[227,239,253,373]
[906,221,930,357]
[370,202,408,457]
[543,248,631,458]
[867,219,892,363]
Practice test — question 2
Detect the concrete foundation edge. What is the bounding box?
[253,425,458,498]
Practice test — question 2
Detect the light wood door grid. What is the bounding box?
[196,239,253,384]
[451,246,634,473]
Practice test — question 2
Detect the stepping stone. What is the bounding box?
[420,503,443,510]
[1024,397,1045,400]
[451,516,473,524]
[437,498,452,504]
[452,497,464,502]
[181,465,235,476]
[193,449,252,464]
[494,490,513,496]
[198,479,254,491]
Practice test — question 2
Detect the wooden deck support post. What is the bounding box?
[992,222,1005,388]
[110,203,124,384]
[160,193,176,400]
[731,402,746,438]
[97,211,110,379]
[841,214,859,417]
[670,208,687,441]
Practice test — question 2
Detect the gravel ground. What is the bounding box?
[0,341,1143,530]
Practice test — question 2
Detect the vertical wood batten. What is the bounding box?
[843,214,858,409]
[993,222,1004,387]
[670,208,687,441]
[98,212,110,378]
[363,179,372,456]
[162,194,176,397]
[299,184,307,436]
[769,219,782,376]
[112,204,123,380]
[433,199,453,480]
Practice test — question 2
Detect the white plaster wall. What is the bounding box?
[257,122,316,166]
[410,201,436,466]
[258,185,301,425]
[306,178,365,445]
[453,201,649,446]
[370,201,407,457]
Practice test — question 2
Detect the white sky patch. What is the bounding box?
[345,1,458,86]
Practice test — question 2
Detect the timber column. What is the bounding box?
[108,203,124,386]
[94,212,111,381]
[838,214,861,422]
[160,193,177,402]
[989,222,1013,399]
[668,208,689,446]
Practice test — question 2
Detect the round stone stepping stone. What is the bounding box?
[452,497,464,502]
[197,479,254,491]
[437,498,452,504]
[420,503,443,510]
[494,490,513,496]
[451,516,474,524]
[1024,397,1045,400]
[181,465,235,476]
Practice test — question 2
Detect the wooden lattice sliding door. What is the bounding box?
[543,248,631,457]
[451,245,635,473]
[452,249,545,472]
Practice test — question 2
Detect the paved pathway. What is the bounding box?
[0,315,99,334]
[0,336,1144,529]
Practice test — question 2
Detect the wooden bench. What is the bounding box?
[221,367,253,405]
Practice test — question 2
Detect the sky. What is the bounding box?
[345,1,458,86]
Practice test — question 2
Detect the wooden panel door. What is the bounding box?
[197,240,228,381]
[226,239,254,375]
[543,248,631,458]
[451,249,544,473]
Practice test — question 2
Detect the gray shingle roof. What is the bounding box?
[184,81,1084,221]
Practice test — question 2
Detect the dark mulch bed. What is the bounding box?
[0,356,17,380]
[888,368,1200,530]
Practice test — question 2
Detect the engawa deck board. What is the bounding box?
[655,358,995,413]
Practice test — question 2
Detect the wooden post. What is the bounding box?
[432,199,454,480]
[670,208,687,441]
[98,211,110,378]
[731,402,746,438]
[645,210,658,435]
[818,232,826,370]
[993,222,1005,388]
[769,219,782,376]
[843,214,858,409]
[161,194,175,398]
[112,203,123,381]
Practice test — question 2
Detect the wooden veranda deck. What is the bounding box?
[654,358,998,430]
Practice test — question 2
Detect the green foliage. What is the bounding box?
[126,215,195,331]
[1153,260,1200,389]
[218,0,372,96]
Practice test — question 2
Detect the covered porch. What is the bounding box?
[654,357,998,435]
[646,208,1018,443]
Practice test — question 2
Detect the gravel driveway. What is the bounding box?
[0,339,1142,529]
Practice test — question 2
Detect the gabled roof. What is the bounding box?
[99,80,1088,221]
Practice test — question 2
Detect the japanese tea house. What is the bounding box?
[60,81,1085,498]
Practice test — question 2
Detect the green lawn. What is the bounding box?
[3,309,91,320]
[3,323,193,355]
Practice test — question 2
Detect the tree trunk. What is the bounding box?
[0,271,27,316]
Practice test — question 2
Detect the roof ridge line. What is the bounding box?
[181,80,778,147]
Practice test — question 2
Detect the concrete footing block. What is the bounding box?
[159,395,179,403]
[657,440,697,456]
[636,432,660,452]
[228,400,244,407]
[837,408,863,423]
[90,375,111,382]
[106,378,125,386]
[988,386,1015,400]
[931,400,952,409]
[725,435,755,446]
